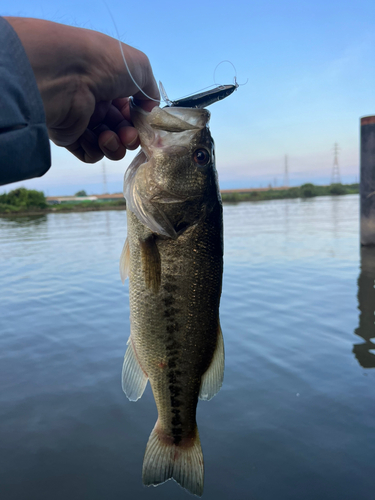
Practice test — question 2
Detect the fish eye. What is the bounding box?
[193,149,210,166]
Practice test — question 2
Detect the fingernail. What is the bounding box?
[126,136,138,147]
[103,136,119,152]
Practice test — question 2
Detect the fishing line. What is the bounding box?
[103,1,161,104]
[170,62,242,102]
[213,60,237,86]
[172,61,242,101]
[213,60,248,87]
[237,78,249,86]
[104,3,244,105]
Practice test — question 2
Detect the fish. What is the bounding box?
[120,99,224,496]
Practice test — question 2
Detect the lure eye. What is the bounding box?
[193,149,210,166]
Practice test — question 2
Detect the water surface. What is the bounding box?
[1,195,374,500]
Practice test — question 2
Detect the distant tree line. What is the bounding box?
[220,183,359,203]
[0,188,47,213]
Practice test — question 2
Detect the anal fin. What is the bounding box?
[122,336,148,401]
[199,321,224,401]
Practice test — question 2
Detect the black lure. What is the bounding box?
[160,81,238,109]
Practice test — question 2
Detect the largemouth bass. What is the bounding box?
[120,100,224,496]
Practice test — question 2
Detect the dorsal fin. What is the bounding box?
[159,80,172,106]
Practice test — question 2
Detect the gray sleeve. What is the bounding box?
[0,17,51,186]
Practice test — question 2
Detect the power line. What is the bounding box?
[331,143,341,184]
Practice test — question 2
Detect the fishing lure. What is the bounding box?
[159,80,238,109]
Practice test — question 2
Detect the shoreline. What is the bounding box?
[0,184,359,217]
[0,204,127,217]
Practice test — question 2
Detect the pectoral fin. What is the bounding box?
[119,237,130,283]
[140,235,161,293]
[199,322,224,401]
[122,336,148,401]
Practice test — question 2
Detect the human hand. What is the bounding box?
[5,17,160,163]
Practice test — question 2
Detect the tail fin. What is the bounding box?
[142,423,204,497]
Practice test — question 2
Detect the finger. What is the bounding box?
[133,97,159,112]
[65,142,87,162]
[112,98,131,122]
[104,42,160,108]
[80,130,106,162]
[66,144,104,163]
[100,104,130,130]
[88,101,112,130]
[97,116,139,149]
[117,126,139,150]
[66,130,104,163]
[97,101,139,149]
[123,48,160,104]
[130,51,160,109]
[90,101,136,151]
[98,130,127,160]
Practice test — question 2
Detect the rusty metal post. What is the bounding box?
[360,116,375,245]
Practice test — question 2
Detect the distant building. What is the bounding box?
[46,193,124,204]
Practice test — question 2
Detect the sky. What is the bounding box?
[3,0,375,195]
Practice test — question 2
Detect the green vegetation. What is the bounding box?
[0,184,359,215]
[51,199,126,211]
[75,190,87,197]
[0,188,47,213]
[221,183,359,203]
[300,183,316,197]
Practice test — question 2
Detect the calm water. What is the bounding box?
[1,195,374,500]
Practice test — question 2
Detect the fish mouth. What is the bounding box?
[130,99,210,155]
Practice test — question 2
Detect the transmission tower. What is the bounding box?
[102,161,108,194]
[283,154,289,187]
[331,143,341,184]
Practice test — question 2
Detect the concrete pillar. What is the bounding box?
[360,116,375,245]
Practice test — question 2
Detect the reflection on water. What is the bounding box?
[331,195,339,239]
[0,214,48,226]
[104,210,111,237]
[354,246,375,368]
